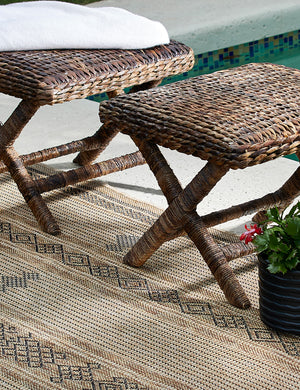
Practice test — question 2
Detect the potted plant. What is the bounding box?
[240,201,300,335]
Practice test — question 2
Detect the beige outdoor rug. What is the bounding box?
[0,164,299,390]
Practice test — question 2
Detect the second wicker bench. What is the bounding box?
[98,63,300,309]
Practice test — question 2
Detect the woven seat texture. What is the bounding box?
[100,63,300,169]
[0,40,193,105]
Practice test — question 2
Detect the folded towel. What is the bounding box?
[0,1,169,51]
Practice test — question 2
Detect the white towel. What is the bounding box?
[0,1,170,51]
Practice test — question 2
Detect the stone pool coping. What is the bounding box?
[89,0,300,54]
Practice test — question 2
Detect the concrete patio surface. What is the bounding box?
[0,0,299,234]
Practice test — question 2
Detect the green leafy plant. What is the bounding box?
[240,201,300,274]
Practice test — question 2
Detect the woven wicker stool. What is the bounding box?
[0,41,194,235]
[99,63,300,309]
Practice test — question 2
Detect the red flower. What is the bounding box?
[240,224,262,244]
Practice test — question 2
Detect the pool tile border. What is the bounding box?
[89,29,300,102]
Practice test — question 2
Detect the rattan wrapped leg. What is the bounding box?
[35,151,145,193]
[253,153,300,223]
[73,121,124,166]
[0,100,60,234]
[183,213,250,308]
[124,161,228,265]
[73,90,125,166]
[252,161,300,223]
[74,80,163,166]
[132,138,185,239]
[123,153,250,308]
[132,138,183,203]
[0,100,39,150]
[1,147,60,235]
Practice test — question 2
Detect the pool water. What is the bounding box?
[274,52,300,69]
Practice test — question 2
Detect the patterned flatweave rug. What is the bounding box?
[0,164,299,390]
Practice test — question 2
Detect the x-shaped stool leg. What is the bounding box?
[0,100,61,235]
[124,138,252,309]
[123,138,300,308]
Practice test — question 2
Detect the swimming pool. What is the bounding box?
[167,29,300,79]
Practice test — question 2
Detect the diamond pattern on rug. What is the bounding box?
[0,164,299,389]
[1,271,40,293]
[0,323,148,389]
[1,220,299,357]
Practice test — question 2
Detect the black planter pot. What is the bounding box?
[258,255,300,335]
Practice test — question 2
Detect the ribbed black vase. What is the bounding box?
[258,255,300,335]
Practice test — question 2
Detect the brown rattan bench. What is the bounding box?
[98,62,300,309]
[0,41,194,235]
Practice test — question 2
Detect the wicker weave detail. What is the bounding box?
[99,63,300,169]
[0,41,194,105]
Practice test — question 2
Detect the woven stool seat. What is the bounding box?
[99,62,300,309]
[100,63,300,169]
[0,41,194,234]
[0,40,193,105]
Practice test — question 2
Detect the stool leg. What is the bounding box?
[132,138,183,203]
[74,80,163,166]
[1,147,60,235]
[0,100,60,235]
[0,100,39,150]
[124,161,229,266]
[132,138,185,239]
[73,121,123,165]
[183,212,251,308]
[124,161,251,308]
[73,89,125,166]
[253,153,300,223]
